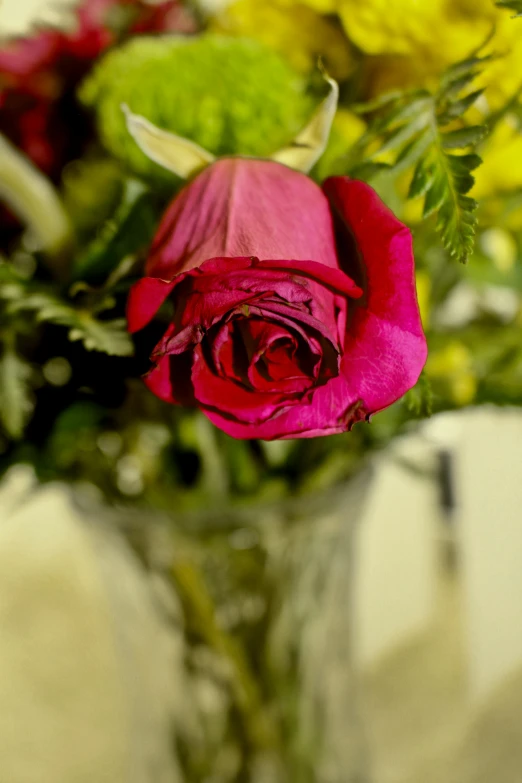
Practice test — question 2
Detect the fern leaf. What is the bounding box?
[495,0,522,16]
[348,49,490,263]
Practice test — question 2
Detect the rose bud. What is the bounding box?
[126,78,427,440]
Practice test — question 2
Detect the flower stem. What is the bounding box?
[171,556,279,754]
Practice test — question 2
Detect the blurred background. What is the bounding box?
[0,0,522,781]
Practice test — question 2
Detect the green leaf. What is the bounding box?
[437,194,478,264]
[68,315,133,355]
[72,179,159,284]
[351,90,406,113]
[438,89,484,123]
[394,128,432,172]
[439,49,494,95]
[348,161,392,181]
[422,169,447,218]
[495,0,522,16]
[9,292,134,356]
[346,44,490,263]
[441,72,481,100]
[447,154,480,193]
[441,125,487,148]
[0,342,32,439]
[403,372,433,418]
[372,112,429,156]
[408,159,435,199]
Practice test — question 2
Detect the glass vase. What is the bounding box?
[120,468,374,783]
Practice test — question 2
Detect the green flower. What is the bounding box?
[80,34,314,182]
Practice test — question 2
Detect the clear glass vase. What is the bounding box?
[120,468,374,783]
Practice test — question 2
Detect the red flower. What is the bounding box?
[128,158,427,440]
[0,0,195,178]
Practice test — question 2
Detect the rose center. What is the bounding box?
[205,315,338,395]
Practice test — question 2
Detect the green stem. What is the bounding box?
[0,133,74,278]
[171,556,279,755]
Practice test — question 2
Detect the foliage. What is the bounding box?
[347,52,491,263]
[496,0,522,15]
[0,4,521,781]
[403,372,433,418]
[0,0,519,506]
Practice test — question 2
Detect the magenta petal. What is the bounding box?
[191,346,296,424]
[257,259,362,299]
[203,372,367,440]
[127,277,175,333]
[144,355,177,403]
[146,158,342,278]
[323,176,427,413]
[162,323,203,354]
[145,352,195,406]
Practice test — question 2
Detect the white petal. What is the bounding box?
[122,104,215,179]
[271,69,339,174]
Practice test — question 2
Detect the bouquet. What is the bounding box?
[0,0,521,778]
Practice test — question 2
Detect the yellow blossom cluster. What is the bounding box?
[210,0,353,79]
[212,0,520,104]
[211,0,522,218]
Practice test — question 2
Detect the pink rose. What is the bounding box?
[127,158,427,439]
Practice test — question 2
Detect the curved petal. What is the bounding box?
[271,70,339,174]
[146,158,342,278]
[145,352,195,406]
[127,276,175,333]
[323,177,427,413]
[121,104,215,179]
[257,258,361,299]
[167,256,348,346]
[203,371,368,440]
[191,346,300,425]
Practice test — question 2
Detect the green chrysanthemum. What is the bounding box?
[80,34,315,182]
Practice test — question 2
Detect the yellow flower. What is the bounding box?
[336,0,455,57]
[210,0,353,79]
[473,118,522,229]
[334,0,521,108]
[480,228,518,273]
[286,0,336,10]
[474,119,522,197]
[415,270,431,330]
[426,341,477,406]
[335,0,494,60]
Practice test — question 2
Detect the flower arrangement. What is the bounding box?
[0,0,520,500]
[0,1,521,775]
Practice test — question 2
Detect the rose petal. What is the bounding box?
[323,177,427,413]
[180,257,358,336]
[146,158,343,278]
[145,352,195,406]
[203,369,367,439]
[191,345,301,424]
[127,276,175,333]
[256,259,362,299]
